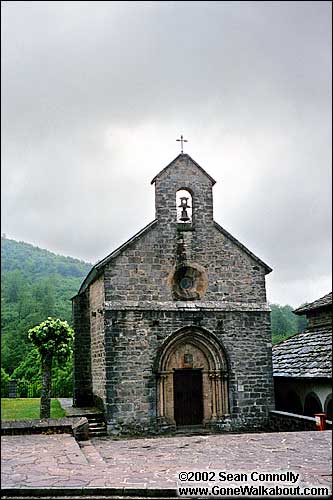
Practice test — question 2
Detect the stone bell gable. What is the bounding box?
[151,153,216,225]
[73,152,274,434]
[78,154,271,304]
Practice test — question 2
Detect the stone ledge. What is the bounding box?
[1,416,89,441]
[269,410,332,431]
[104,300,270,312]
[271,410,315,421]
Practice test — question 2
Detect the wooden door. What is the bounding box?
[173,369,203,426]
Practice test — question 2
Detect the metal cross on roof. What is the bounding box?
[176,135,188,154]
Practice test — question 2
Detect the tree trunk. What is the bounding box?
[40,353,53,419]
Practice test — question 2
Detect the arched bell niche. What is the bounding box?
[155,327,229,426]
[176,189,193,223]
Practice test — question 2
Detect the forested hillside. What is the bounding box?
[1,237,91,376]
[270,303,307,344]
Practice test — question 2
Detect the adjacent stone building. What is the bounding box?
[72,153,274,434]
[273,292,332,420]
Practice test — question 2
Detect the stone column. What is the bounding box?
[216,372,223,417]
[209,372,217,420]
[157,372,168,418]
[221,371,229,415]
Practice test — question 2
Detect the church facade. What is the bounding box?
[72,153,274,434]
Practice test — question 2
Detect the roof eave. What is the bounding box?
[293,292,332,315]
[293,303,332,316]
[214,221,272,274]
[76,267,100,296]
[76,219,158,295]
[151,153,216,186]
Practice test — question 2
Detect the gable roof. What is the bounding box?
[272,326,332,378]
[293,292,332,315]
[74,217,272,297]
[75,219,158,296]
[151,153,216,186]
[214,221,272,274]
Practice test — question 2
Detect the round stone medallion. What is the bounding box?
[170,263,208,300]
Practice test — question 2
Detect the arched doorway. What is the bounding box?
[325,394,332,420]
[155,328,229,426]
[304,392,322,417]
[284,390,303,415]
[274,387,303,415]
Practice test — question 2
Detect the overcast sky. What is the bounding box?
[2,1,332,307]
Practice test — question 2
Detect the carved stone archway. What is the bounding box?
[156,328,229,426]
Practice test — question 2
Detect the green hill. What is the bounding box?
[1,237,92,375]
[1,237,91,280]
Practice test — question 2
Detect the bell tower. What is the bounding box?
[151,153,216,302]
[151,153,216,229]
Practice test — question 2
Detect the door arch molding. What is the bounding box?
[155,327,229,425]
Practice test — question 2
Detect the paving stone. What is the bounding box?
[1,431,332,492]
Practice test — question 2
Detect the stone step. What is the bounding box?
[79,413,104,420]
[88,420,107,437]
[84,415,104,421]
[78,440,106,464]
[89,430,107,437]
[89,428,107,434]
[89,426,106,432]
[174,426,212,436]
[74,413,108,437]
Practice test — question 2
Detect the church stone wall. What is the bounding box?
[104,224,173,302]
[103,223,267,304]
[73,290,93,407]
[104,310,156,432]
[104,308,274,434]
[89,276,106,408]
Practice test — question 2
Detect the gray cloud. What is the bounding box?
[2,1,332,307]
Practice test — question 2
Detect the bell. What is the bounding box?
[179,207,190,222]
[179,197,191,222]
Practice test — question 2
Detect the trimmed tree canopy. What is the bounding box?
[28,317,74,361]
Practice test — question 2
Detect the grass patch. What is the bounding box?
[1,398,65,420]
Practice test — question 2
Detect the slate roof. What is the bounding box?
[293,292,332,315]
[272,326,332,379]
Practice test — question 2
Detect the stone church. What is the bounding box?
[72,152,274,434]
